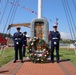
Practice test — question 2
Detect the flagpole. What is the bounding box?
[38,0,42,18]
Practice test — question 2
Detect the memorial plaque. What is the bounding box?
[34,22,44,39]
[31,18,49,44]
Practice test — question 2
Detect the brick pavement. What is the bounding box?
[0,59,76,75]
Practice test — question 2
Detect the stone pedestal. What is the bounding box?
[30,18,49,44]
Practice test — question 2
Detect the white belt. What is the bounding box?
[15,38,20,40]
[52,37,58,39]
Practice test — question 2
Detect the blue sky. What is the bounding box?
[0,0,76,39]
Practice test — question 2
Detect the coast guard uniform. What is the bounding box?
[13,29,23,63]
[22,32,27,56]
[50,25,60,63]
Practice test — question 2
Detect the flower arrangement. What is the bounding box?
[28,37,50,63]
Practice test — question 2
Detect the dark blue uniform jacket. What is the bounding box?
[13,32,23,46]
[22,35,27,46]
[50,31,60,46]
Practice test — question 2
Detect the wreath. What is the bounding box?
[28,37,50,63]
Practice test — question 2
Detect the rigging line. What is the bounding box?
[2,0,16,34]
[62,0,73,40]
[10,0,20,24]
[0,0,16,56]
[7,0,19,28]
[0,0,1,14]
[6,0,20,34]
[65,0,76,33]
[63,0,75,40]
[72,0,76,12]
[0,0,9,25]
[9,0,20,24]
[6,0,18,34]
[64,0,76,40]
[65,0,76,40]
[64,0,75,40]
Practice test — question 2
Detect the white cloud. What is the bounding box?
[60,32,71,39]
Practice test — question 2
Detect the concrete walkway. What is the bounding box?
[0,59,76,75]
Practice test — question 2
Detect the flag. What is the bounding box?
[32,11,34,13]
[56,18,58,21]
[34,12,38,15]
[9,1,53,22]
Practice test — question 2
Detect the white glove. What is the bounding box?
[16,42,19,45]
[54,42,57,45]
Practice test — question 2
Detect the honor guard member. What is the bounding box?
[13,26,23,63]
[22,31,27,57]
[50,24,60,63]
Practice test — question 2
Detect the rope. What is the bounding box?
[10,0,20,24]
[2,0,16,34]
[0,0,1,14]
[0,0,9,25]
[6,0,20,34]
[63,0,76,40]
[0,0,21,57]
[65,0,76,36]
[0,0,16,56]
[72,0,76,12]
[62,0,74,40]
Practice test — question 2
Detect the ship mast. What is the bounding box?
[38,0,42,18]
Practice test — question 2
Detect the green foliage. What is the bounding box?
[60,39,74,44]
[0,33,12,38]
[28,38,50,63]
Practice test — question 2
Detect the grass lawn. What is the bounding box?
[59,48,76,64]
[0,47,14,67]
[0,47,76,67]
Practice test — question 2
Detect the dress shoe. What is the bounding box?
[51,60,54,63]
[23,55,25,57]
[57,61,59,63]
[21,60,24,63]
[13,60,16,63]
